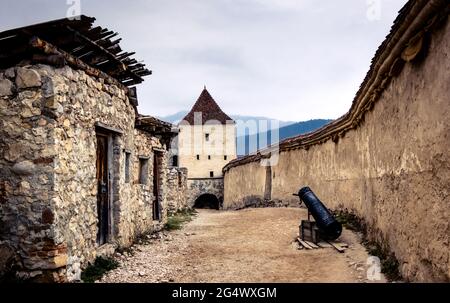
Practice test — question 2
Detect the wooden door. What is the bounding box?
[153,152,161,220]
[96,134,109,245]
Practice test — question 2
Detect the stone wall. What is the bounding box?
[166,167,188,214]
[0,64,170,282]
[223,162,266,210]
[117,129,168,247]
[0,65,65,281]
[187,178,224,208]
[223,4,449,282]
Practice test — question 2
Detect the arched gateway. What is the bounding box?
[194,193,220,210]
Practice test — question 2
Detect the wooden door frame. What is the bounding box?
[95,124,121,245]
[152,150,163,221]
[96,132,110,245]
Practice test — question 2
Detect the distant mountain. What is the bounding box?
[158,112,296,135]
[157,111,188,124]
[230,115,296,134]
[158,112,331,156]
[236,119,333,156]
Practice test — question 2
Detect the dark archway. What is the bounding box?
[194,194,220,210]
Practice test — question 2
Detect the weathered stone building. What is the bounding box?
[165,167,188,215]
[0,16,186,282]
[176,88,236,208]
[223,0,449,282]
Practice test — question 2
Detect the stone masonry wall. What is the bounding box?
[223,13,450,281]
[50,65,137,281]
[166,167,188,214]
[223,162,266,210]
[0,64,169,282]
[117,129,168,248]
[0,65,61,281]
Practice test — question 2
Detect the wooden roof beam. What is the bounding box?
[122,58,137,65]
[116,51,135,61]
[89,54,110,65]
[0,15,95,39]
[95,31,118,42]
[66,25,126,73]
[29,36,129,90]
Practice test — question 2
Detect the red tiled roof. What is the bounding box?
[181,88,234,125]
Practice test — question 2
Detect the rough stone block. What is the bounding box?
[16,67,42,89]
[4,67,15,79]
[11,160,36,175]
[41,77,54,98]
[51,254,68,269]
[0,242,15,277]
[0,79,14,96]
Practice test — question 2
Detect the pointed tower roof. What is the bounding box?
[181,87,234,125]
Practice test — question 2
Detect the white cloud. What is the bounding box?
[0,0,408,121]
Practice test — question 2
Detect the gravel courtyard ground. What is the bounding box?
[100,208,386,283]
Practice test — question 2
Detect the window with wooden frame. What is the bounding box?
[138,157,149,185]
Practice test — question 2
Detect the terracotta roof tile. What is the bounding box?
[181,88,234,125]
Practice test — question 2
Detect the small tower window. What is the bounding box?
[210,171,214,178]
[196,155,200,160]
[208,155,211,160]
[172,155,178,167]
[205,133,210,141]
[224,155,227,161]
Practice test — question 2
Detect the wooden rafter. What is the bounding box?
[0,15,151,87]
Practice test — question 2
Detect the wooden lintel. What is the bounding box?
[95,122,124,135]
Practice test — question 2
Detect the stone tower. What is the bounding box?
[177,87,236,208]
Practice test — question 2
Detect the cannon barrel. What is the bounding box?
[297,187,342,240]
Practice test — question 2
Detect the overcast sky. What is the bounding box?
[0,0,407,121]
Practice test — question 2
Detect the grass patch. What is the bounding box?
[81,256,119,283]
[165,208,197,231]
[334,209,366,231]
[333,209,403,282]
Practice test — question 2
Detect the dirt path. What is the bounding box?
[100,208,386,283]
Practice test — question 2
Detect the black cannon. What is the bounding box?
[294,187,342,240]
